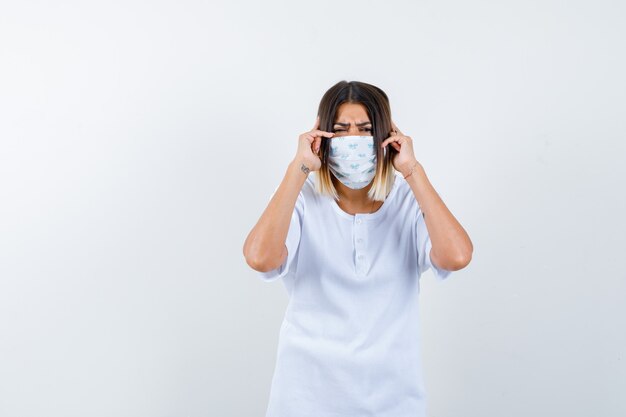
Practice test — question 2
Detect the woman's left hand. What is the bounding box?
[380,121,420,177]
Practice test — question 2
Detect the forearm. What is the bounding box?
[243,159,308,271]
[403,161,473,270]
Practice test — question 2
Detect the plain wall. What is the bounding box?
[0,0,624,416]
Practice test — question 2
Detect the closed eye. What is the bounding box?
[333,128,372,132]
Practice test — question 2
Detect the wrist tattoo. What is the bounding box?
[300,163,310,175]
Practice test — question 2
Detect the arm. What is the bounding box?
[403,161,473,271]
[243,158,308,272]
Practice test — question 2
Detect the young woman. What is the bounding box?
[243,80,473,417]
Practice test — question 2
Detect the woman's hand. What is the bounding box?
[380,120,420,177]
[293,115,335,172]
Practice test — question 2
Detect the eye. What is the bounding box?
[332,128,372,132]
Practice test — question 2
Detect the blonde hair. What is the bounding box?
[313,154,396,202]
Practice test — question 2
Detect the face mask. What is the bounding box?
[327,135,377,189]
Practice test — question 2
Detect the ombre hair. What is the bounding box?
[314,80,396,202]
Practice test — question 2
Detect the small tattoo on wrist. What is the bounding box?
[300,163,310,175]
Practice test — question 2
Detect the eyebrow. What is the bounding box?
[333,121,372,126]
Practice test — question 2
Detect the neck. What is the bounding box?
[331,176,374,205]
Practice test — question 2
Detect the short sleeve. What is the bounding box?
[257,185,305,282]
[415,205,452,281]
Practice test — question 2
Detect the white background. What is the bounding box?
[1,1,624,416]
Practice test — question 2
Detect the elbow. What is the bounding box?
[243,236,282,273]
[243,243,271,272]
[243,236,262,271]
[454,253,472,270]
[245,255,272,273]
[243,242,268,272]
[435,247,472,271]
[450,248,473,270]
[448,237,473,270]
[245,254,283,273]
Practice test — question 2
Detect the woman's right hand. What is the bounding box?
[293,115,335,172]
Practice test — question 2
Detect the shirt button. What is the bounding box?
[357,254,365,260]
[356,219,362,224]
[357,238,364,243]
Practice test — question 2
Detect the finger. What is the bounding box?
[304,132,330,148]
[383,141,402,152]
[381,136,398,148]
[312,115,320,130]
[309,129,335,138]
[383,137,401,150]
[313,136,322,153]
[391,120,402,135]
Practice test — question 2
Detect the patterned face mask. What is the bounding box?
[327,135,377,189]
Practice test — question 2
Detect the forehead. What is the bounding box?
[334,102,370,124]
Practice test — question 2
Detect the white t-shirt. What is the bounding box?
[257,171,453,417]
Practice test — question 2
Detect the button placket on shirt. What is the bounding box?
[354,215,369,276]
